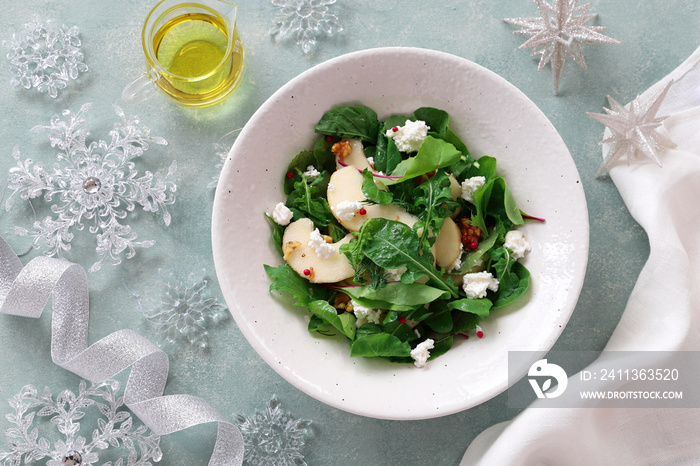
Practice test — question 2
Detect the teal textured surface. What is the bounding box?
[0,0,697,464]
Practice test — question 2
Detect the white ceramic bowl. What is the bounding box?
[212,47,588,420]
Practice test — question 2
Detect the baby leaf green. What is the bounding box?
[356,218,459,298]
[350,334,412,358]
[383,136,462,184]
[314,106,380,144]
[264,264,329,307]
[308,300,356,340]
[361,169,393,205]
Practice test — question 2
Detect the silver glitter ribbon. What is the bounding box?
[0,235,244,465]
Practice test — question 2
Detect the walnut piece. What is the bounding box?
[283,240,302,260]
[331,140,352,159]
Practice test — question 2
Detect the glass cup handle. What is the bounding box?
[122,70,159,104]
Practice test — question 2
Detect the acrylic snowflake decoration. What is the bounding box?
[504,0,619,94]
[131,268,229,348]
[5,103,177,272]
[588,80,677,177]
[0,380,161,466]
[2,15,88,98]
[208,129,240,189]
[234,395,313,466]
[268,0,343,54]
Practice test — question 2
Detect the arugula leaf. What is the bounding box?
[315,106,380,144]
[264,264,329,306]
[350,256,388,289]
[286,170,336,228]
[355,218,459,298]
[361,169,393,205]
[283,146,335,195]
[350,334,412,358]
[383,136,462,185]
[308,300,356,340]
[412,170,458,244]
[338,282,449,309]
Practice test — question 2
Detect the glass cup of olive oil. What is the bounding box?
[123,0,245,108]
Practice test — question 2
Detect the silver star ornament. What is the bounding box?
[587,80,677,177]
[505,0,620,94]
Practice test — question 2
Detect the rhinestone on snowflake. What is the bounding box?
[268,0,343,55]
[2,15,88,98]
[504,0,620,94]
[0,380,162,466]
[588,80,677,177]
[129,268,229,348]
[234,395,314,466]
[5,103,177,272]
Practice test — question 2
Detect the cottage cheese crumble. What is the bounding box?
[462,271,499,299]
[303,165,321,180]
[504,230,531,259]
[386,119,430,153]
[460,176,486,203]
[271,202,293,226]
[410,338,435,368]
[307,228,335,259]
[352,300,383,328]
[332,200,363,221]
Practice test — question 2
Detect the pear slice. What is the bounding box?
[448,174,461,200]
[335,139,372,171]
[433,217,462,270]
[328,166,418,231]
[282,218,355,283]
[448,174,463,219]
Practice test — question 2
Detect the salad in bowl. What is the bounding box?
[265,105,538,368]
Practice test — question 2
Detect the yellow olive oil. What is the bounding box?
[151,12,244,106]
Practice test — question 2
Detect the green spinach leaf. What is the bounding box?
[308,300,356,340]
[413,107,450,138]
[490,249,530,309]
[361,169,393,205]
[338,282,450,309]
[447,298,493,318]
[384,136,462,185]
[315,106,380,144]
[350,333,412,358]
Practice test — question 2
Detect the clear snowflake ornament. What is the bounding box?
[5,103,177,272]
[587,80,677,177]
[2,15,88,98]
[268,0,343,55]
[504,0,620,94]
[129,268,229,348]
[208,128,241,189]
[234,395,314,466]
[0,379,162,466]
